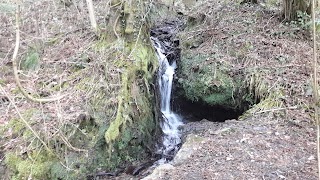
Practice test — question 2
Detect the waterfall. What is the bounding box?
[151,37,184,163]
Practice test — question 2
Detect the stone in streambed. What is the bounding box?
[142,164,175,180]
[172,134,205,166]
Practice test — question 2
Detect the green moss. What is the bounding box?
[177,53,244,109]
[5,152,21,170]
[16,160,51,179]
[204,92,233,106]
[6,108,37,138]
[50,162,73,180]
[21,50,40,71]
[104,38,158,170]
[105,39,157,142]
[4,2,161,178]
[8,118,25,135]
[5,150,57,179]
[176,48,269,112]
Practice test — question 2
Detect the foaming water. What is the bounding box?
[151,37,184,163]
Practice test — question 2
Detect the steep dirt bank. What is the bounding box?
[0,1,174,179]
[143,0,318,179]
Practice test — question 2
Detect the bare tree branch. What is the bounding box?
[0,85,51,153]
[86,0,97,32]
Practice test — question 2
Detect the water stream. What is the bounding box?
[151,37,184,163]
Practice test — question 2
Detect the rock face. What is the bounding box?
[172,134,205,166]
[153,0,257,112]
[177,28,255,111]
[142,164,175,180]
[142,133,206,180]
[177,52,245,110]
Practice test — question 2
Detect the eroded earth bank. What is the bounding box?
[144,0,317,179]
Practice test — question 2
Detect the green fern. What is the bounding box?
[22,51,40,71]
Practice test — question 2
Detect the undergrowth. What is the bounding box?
[0,0,161,179]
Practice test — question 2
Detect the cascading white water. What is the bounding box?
[151,37,184,163]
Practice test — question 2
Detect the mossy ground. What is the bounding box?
[0,1,167,179]
[1,40,158,180]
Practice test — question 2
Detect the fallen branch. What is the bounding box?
[59,133,88,154]
[311,0,320,178]
[12,5,65,103]
[254,106,298,114]
[86,0,98,32]
[0,85,51,153]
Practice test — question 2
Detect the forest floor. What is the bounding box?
[141,117,317,179]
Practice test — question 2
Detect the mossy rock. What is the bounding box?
[177,53,247,110]
[104,40,159,170]
[5,151,57,179]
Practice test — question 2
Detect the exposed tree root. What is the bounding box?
[13,5,65,103]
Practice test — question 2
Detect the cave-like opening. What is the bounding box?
[172,93,248,123]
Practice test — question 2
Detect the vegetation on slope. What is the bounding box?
[0,0,318,179]
[0,0,173,178]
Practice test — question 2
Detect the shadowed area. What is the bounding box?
[173,95,243,122]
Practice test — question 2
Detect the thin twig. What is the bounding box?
[113,14,120,40]
[59,133,88,153]
[311,0,320,178]
[254,106,298,114]
[86,0,98,32]
[0,85,51,153]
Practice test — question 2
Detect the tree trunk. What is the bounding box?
[86,0,97,32]
[282,0,311,21]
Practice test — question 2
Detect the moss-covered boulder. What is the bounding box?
[176,46,256,112]
[175,1,257,112]
[177,53,240,109]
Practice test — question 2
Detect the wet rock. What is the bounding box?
[141,164,175,180]
[173,134,205,166]
[209,127,232,135]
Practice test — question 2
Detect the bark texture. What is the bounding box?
[283,0,311,21]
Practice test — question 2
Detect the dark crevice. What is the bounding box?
[172,96,243,122]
